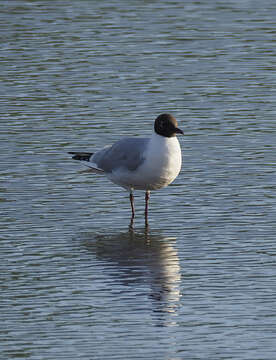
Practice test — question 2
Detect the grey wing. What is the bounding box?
[91,137,149,173]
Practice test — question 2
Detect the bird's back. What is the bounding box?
[91,137,149,173]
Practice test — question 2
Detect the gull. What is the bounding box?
[69,113,183,228]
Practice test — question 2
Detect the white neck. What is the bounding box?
[150,131,179,146]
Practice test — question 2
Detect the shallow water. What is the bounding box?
[1,1,276,359]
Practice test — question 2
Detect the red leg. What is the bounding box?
[145,190,150,227]
[129,191,135,229]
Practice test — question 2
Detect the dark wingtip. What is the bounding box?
[68,152,93,161]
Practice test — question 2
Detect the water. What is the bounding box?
[1,0,276,359]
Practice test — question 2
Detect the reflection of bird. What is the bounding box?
[69,114,183,227]
[81,230,181,316]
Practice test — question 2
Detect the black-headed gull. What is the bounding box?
[69,113,183,227]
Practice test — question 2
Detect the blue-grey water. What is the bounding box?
[1,1,276,359]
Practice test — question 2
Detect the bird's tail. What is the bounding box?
[68,152,104,174]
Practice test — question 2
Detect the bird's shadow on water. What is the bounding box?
[77,227,182,322]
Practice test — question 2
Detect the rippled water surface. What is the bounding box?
[1,1,276,359]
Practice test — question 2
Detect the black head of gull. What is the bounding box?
[154,113,184,138]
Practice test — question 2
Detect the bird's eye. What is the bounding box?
[159,120,165,129]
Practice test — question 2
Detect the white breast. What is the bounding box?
[108,133,182,191]
[141,133,182,190]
